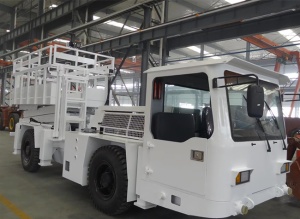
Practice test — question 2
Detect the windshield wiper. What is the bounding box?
[256,118,272,152]
[243,95,271,152]
[264,101,287,150]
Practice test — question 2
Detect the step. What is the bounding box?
[66,78,88,83]
[66,99,85,103]
[66,106,82,109]
[66,116,85,123]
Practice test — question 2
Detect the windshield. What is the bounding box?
[225,71,286,142]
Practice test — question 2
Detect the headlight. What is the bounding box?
[276,161,291,174]
[280,163,290,174]
[236,170,251,185]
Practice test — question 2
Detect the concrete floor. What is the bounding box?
[0,131,300,219]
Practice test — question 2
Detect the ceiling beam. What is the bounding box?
[242,34,293,60]
[0,0,162,57]
[0,0,123,45]
[82,0,300,52]
[167,11,300,51]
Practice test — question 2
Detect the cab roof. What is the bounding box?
[144,57,290,85]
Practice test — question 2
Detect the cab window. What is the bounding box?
[151,73,213,142]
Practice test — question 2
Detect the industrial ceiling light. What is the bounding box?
[225,0,246,4]
[54,38,70,43]
[188,46,201,53]
[93,15,138,31]
[49,4,57,9]
[278,29,300,49]
[187,46,221,59]
[105,20,138,31]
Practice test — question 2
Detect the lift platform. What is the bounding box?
[10,44,115,139]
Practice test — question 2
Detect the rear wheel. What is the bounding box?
[88,145,132,215]
[0,112,5,130]
[8,113,19,132]
[21,129,40,172]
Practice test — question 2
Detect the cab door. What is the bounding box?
[141,73,212,196]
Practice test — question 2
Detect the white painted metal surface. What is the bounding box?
[145,57,290,85]
[138,58,290,218]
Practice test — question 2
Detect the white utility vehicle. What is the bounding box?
[11,45,292,218]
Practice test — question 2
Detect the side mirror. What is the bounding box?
[247,84,264,118]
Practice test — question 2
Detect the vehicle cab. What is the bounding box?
[136,57,291,218]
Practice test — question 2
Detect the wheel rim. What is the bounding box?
[22,140,31,165]
[94,161,116,200]
[9,118,14,130]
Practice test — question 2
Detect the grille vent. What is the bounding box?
[101,112,145,140]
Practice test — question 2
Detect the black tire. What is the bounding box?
[8,113,19,132]
[0,112,5,130]
[88,145,132,215]
[21,129,40,172]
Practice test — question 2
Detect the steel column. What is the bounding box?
[274,61,281,72]
[139,6,152,106]
[10,6,16,30]
[159,0,168,66]
[1,73,6,105]
[38,0,45,16]
[70,10,77,42]
[200,44,204,61]
[245,42,250,61]
[289,52,300,117]
[105,45,133,105]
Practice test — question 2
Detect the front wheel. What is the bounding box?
[21,129,40,172]
[88,145,132,215]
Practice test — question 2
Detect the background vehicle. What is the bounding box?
[284,117,300,199]
[11,45,291,218]
[0,105,22,131]
[284,117,300,138]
